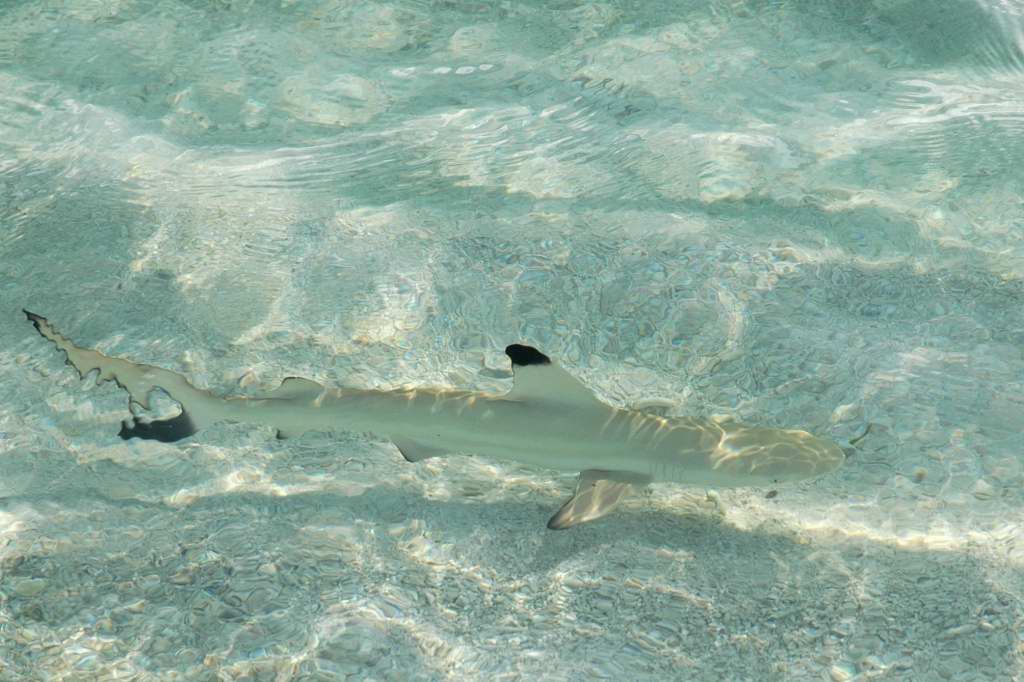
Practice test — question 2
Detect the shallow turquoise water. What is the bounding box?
[2,1,1024,679]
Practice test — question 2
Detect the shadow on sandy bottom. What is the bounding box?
[1,480,1020,680]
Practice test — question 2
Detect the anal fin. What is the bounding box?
[547,469,651,530]
[393,438,448,463]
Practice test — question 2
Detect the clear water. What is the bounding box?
[2,0,1023,679]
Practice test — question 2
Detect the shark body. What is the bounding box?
[24,311,844,528]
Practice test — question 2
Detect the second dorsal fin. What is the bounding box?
[504,344,600,407]
[267,376,323,399]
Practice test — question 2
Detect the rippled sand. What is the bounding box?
[2,0,1023,679]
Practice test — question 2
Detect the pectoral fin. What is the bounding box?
[547,470,651,530]
[393,439,448,463]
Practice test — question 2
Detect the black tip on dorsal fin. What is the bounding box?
[505,344,551,367]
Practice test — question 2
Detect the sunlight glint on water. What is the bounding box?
[1,1,1023,679]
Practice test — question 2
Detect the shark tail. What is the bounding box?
[24,310,222,443]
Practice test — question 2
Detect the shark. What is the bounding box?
[24,310,845,529]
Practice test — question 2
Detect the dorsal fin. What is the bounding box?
[267,376,323,399]
[504,344,601,407]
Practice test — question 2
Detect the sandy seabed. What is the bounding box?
[2,0,1024,679]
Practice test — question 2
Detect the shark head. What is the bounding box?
[709,424,847,485]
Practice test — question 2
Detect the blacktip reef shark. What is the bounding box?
[24,310,845,529]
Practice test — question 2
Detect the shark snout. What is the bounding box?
[714,426,846,484]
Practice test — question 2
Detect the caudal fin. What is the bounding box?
[24,310,220,442]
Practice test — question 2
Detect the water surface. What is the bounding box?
[2,1,1023,679]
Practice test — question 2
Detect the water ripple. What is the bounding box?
[4,0,1024,679]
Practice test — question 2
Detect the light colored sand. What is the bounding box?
[2,0,1023,679]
